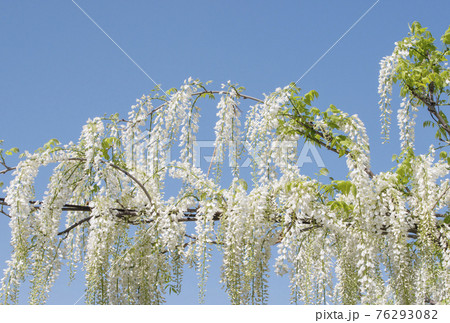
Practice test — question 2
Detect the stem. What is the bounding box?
[406,83,450,137]
[68,158,157,212]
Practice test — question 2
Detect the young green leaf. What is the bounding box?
[319,168,329,176]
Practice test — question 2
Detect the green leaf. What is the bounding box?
[321,183,333,196]
[327,200,353,214]
[319,168,329,176]
[334,180,353,196]
[328,104,338,114]
[5,146,20,155]
[304,96,311,106]
[102,150,110,160]
[310,107,320,116]
[285,182,292,193]
[441,26,450,45]
[444,214,450,224]
[101,137,120,151]
[238,178,248,191]
[42,138,61,151]
[440,151,448,160]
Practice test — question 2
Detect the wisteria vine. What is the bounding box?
[0,22,450,305]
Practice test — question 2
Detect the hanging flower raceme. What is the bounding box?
[0,27,449,305]
[212,82,242,179]
[378,37,416,143]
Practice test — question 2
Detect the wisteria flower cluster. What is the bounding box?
[0,23,449,305]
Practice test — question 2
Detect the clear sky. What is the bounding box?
[1,0,449,305]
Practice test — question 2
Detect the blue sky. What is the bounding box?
[1,0,449,304]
